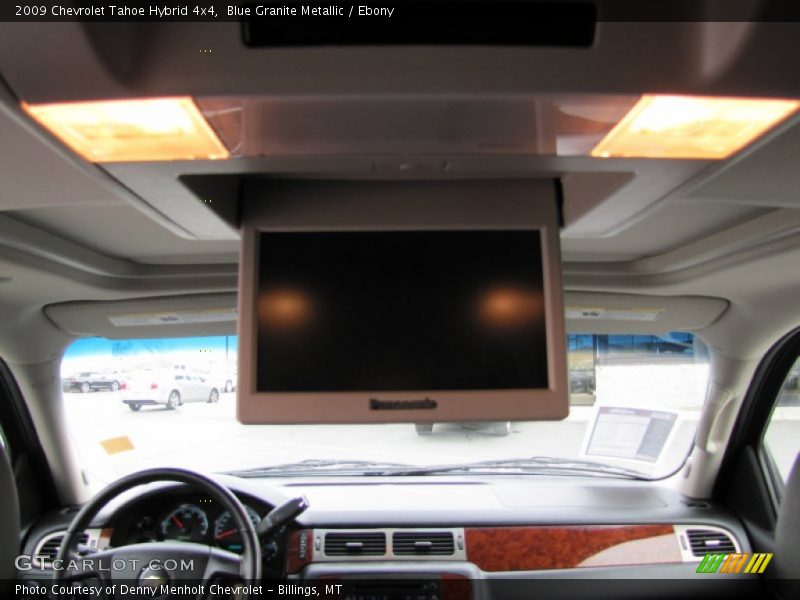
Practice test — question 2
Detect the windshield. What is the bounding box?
[62,332,709,489]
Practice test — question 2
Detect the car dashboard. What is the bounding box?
[19,474,761,599]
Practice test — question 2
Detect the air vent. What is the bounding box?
[686,529,736,556]
[393,531,455,556]
[34,532,89,566]
[324,532,386,556]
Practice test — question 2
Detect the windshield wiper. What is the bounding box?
[366,456,652,480]
[226,459,411,477]
[227,456,651,480]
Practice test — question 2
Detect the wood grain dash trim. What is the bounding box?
[285,529,313,574]
[466,525,675,571]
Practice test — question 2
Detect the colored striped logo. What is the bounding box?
[696,553,773,574]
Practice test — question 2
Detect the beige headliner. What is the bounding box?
[0,18,798,366]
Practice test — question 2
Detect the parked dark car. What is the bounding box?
[62,371,124,393]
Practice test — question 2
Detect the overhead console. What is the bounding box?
[236,180,568,424]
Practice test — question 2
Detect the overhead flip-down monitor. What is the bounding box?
[237,180,568,424]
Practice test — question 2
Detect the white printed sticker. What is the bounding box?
[583,406,678,463]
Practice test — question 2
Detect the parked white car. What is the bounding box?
[216,367,237,393]
[173,363,236,393]
[121,369,220,412]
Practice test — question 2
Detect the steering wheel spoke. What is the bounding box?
[203,547,245,580]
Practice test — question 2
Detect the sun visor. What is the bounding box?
[564,292,729,334]
[45,294,237,339]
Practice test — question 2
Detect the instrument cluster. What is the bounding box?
[119,493,283,563]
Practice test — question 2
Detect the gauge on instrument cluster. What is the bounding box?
[130,516,156,543]
[213,505,261,553]
[160,504,209,543]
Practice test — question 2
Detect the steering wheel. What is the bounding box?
[55,468,261,599]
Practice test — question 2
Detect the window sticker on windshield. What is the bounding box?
[108,308,237,327]
[582,406,678,462]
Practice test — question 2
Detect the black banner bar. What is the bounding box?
[4,0,800,23]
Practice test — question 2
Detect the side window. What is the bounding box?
[762,357,800,485]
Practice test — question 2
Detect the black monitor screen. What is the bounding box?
[256,230,548,392]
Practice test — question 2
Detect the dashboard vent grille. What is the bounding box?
[325,532,386,556]
[393,531,455,555]
[35,532,89,565]
[686,529,736,556]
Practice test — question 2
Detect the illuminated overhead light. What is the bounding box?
[591,95,799,159]
[23,97,229,162]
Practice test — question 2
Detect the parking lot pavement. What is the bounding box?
[62,391,797,489]
[64,391,594,480]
